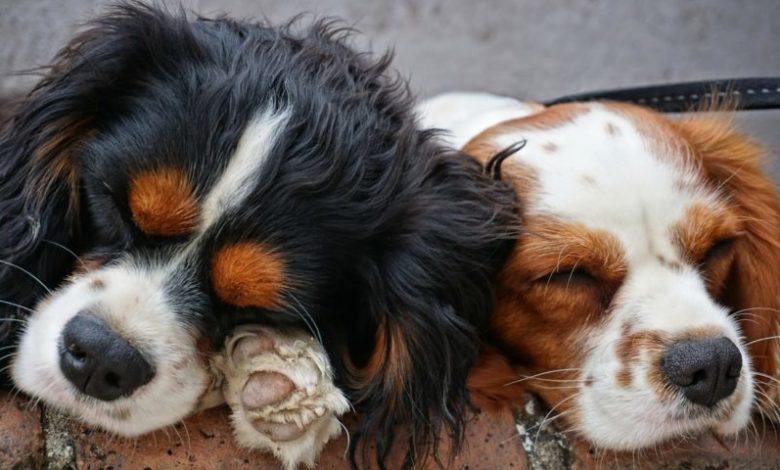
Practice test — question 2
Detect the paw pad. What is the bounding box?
[210,326,350,469]
[242,371,296,409]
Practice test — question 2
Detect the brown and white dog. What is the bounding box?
[418,93,780,450]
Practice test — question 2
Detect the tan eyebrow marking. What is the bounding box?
[211,243,286,309]
[670,204,742,264]
[128,167,200,237]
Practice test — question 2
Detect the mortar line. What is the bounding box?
[41,406,77,470]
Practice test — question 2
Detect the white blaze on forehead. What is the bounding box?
[200,107,291,229]
[490,104,721,265]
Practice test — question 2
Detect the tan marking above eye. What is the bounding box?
[211,243,286,309]
[128,168,200,236]
[671,204,742,264]
[506,216,627,288]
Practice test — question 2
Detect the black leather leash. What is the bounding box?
[544,77,780,113]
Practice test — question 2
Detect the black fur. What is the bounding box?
[0,3,516,466]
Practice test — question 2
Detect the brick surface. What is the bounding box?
[1,391,779,469]
[71,405,283,469]
[570,428,780,469]
[515,394,780,470]
[449,408,526,469]
[69,405,524,469]
[0,391,44,469]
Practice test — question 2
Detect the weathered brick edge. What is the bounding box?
[4,390,779,469]
[42,408,76,470]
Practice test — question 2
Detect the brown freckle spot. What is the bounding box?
[581,175,597,187]
[89,278,105,290]
[211,243,285,309]
[542,142,558,153]
[584,375,594,387]
[605,122,620,136]
[616,369,632,388]
[128,168,199,236]
[615,329,666,390]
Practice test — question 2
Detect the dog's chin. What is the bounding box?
[10,270,211,436]
[12,367,208,436]
[575,372,754,451]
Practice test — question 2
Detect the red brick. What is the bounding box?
[71,405,286,469]
[0,390,44,468]
[70,405,523,469]
[449,408,526,469]
[571,420,780,469]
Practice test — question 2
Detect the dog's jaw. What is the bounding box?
[12,266,210,436]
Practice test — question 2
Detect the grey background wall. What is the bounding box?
[2,0,778,170]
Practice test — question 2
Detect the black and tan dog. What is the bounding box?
[0,4,516,468]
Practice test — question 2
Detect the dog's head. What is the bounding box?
[458,99,780,448]
[0,5,515,459]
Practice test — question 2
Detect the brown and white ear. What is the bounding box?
[467,345,524,412]
[674,117,780,418]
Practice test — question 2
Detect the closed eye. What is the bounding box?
[535,268,597,287]
[700,237,736,268]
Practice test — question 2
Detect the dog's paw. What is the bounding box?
[211,326,350,469]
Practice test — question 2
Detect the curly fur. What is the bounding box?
[0,3,516,467]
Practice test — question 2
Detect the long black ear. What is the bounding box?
[0,3,202,382]
[345,134,517,467]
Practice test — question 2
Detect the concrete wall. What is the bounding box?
[1,0,778,167]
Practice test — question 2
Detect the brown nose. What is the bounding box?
[661,337,742,407]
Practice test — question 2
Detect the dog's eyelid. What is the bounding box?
[531,266,597,285]
[702,236,738,262]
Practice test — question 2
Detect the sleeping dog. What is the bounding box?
[419,92,780,451]
[0,5,516,468]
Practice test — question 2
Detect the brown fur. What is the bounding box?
[467,345,524,411]
[344,320,412,410]
[673,117,780,413]
[27,117,93,216]
[128,168,200,236]
[467,101,780,436]
[211,243,286,309]
[465,103,590,149]
[671,204,742,264]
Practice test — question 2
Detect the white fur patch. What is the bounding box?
[416,92,541,149]
[201,108,291,229]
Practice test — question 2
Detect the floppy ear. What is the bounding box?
[343,141,517,465]
[675,117,780,416]
[0,4,202,380]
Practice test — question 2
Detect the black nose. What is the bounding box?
[59,312,154,401]
[661,337,742,407]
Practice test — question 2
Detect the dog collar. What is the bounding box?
[544,77,780,113]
